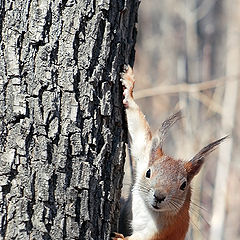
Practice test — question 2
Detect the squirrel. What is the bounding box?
[112,65,227,240]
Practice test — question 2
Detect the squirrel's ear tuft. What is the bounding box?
[184,136,228,181]
[150,111,182,163]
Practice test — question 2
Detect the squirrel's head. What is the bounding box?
[137,111,227,214]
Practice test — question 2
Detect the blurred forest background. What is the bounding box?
[122,0,240,240]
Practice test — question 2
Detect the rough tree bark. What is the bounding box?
[0,0,139,239]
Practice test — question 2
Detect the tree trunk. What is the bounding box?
[0,0,139,239]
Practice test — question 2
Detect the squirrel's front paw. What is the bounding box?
[111,232,125,240]
[121,65,135,108]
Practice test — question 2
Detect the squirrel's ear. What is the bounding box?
[150,111,182,162]
[184,136,228,181]
[150,136,164,162]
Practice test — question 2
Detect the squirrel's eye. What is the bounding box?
[180,181,187,191]
[146,169,151,178]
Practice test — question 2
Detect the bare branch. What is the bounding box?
[134,75,239,99]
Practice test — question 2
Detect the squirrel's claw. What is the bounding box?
[123,88,130,107]
[111,232,125,240]
[123,64,129,72]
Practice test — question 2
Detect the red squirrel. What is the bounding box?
[113,65,227,240]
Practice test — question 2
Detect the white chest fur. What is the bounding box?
[131,190,158,239]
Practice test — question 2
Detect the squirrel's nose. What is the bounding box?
[154,193,166,203]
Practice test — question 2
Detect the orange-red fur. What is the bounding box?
[150,189,191,240]
[112,66,226,240]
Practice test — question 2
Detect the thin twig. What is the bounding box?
[190,92,222,114]
[194,0,218,21]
